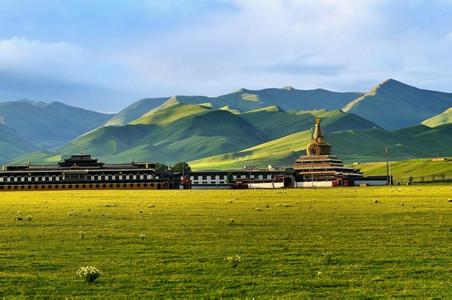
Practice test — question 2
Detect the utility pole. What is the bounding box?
[385,146,391,186]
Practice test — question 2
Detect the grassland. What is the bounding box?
[0,187,451,298]
[358,157,452,182]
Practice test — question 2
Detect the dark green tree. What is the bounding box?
[155,163,169,175]
[226,173,234,183]
[172,162,191,174]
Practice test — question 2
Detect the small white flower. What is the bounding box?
[77,266,102,283]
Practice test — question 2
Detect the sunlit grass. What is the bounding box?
[0,186,450,297]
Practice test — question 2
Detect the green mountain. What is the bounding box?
[24,100,266,164]
[0,124,38,162]
[241,107,379,140]
[343,79,452,130]
[3,79,452,167]
[130,98,211,125]
[422,107,452,127]
[18,97,383,165]
[190,124,452,170]
[110,87,362,119]
[211,87,362,112]
[104,97,169,126]
[0,100,113,148]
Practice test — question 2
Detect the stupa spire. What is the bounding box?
[306,117,331,156]
[312,117,324,141]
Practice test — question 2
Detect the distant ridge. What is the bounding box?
[0,100,113,148]
[343,79,452,130]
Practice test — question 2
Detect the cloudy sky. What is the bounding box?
[0,0,451,111]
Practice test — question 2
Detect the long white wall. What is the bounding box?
[295,181,333,188]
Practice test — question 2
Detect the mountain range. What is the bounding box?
[1,79,451,169]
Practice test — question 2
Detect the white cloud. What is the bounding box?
[1,0,452,108]
[0,37,86,78]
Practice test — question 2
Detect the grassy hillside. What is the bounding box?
[0,187,450,298]
[8,151,64,165]
[191,124,452,170]
[130,98,211,125]
[0,125,38,162]
[358,157,452,182]
[104,97,170,126]
[0,100,113,147]
[35,107,267,164]
[343,79,452,130]
[422,107,452,127]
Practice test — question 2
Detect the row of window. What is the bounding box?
[190,174,274,181]
[0,174,155,182]
[0,182,163,190]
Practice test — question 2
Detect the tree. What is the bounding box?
[226,173,234,183]
[172,162,191,174]
[155,163,169,175]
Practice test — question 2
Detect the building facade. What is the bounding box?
[0,154,179,191]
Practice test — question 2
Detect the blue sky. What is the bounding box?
[0,0,451,111]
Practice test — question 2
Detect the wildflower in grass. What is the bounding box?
[225,255,242,267]
[79,231,86,239]
[77,266,102,283]
[15,211,23,221]
[139,233,146,240]
[317,271,322,276]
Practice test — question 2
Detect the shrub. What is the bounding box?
[225,255,242,267]
[15,211,23,221]
[77,266,102,283]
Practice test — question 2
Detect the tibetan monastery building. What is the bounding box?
[293,117,363,187]
[0,154,179,191]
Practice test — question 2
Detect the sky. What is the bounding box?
[0,0,451,112]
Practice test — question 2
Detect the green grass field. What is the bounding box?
[358,157,452,182]
[1,187,451,298]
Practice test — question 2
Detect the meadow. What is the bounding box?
[0,186,450,298]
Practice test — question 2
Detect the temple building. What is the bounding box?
[0,154,179,191]
[293,117,363,187]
